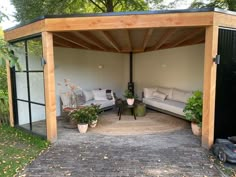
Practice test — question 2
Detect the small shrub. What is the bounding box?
[183,90,203,127]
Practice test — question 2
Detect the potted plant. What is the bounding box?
[183,90,203,136]
[69,105,100,132]
[69,107,90,133]
[88,104,100,128]
[124,89,137,105]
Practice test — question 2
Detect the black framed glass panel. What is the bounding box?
[12,36,46,137]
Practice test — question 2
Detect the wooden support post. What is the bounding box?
[202,26,218,149]
[42,32,57,143]
[6,61,14,127]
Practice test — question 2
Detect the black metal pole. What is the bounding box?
[130,52,133,83]
[128,52,134,94]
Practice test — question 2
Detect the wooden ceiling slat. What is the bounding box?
[126,30,132,51]
[54,32,102,51]
[148,28,177,51]
[53,35,82,48]
[101,31,121,52]
[178,34,205,47]
[75,31,108,50]
[142,29,153,51]
[54,33,89,49]
[170,28,204,48]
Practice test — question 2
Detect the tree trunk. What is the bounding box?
[106,0,114,12]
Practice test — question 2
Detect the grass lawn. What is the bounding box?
[0,125,49,177]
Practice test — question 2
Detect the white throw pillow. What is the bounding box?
[143,88,157,98]
[157,86,172,99]
[83,90,94,101]
[152,91,167,101]
[171,88,192,103]
[92,89,108,101]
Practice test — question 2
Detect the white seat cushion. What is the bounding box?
[82,90,94,101]
[82,99,115,109]
[157,86,172,99]
[143,88,157,98]
[143,98,186,116]
[171,88,192,103]
[92,89,107,100]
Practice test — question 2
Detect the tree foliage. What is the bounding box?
[10,0,164,23]
[190,0,236,11]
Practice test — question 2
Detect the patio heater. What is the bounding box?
[128,52,134,94]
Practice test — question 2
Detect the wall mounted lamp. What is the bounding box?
[98,64,104,69]
[41,57,47,67]
[213,55,220,65]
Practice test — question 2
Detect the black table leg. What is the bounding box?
[119,107,122,120]
[131,108,136,120]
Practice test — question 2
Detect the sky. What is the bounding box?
[0,0,195,30]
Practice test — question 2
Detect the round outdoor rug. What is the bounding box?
[89,111,190,135]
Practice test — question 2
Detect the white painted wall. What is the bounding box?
[54,44,204,116]
[133,44,205,97]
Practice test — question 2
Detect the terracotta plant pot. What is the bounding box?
[89,120,98,128]
[127,98,135,105]
[191,122,202,136]
[77,123,88,133]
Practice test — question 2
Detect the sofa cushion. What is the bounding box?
[171,88,192,103]
[143,98,186,116]
[82,99,115,109]
[82,90,94,101]
[157,86,172,99]
[152,91,167,101]
[92,89,108,101]
[143,88,157,98]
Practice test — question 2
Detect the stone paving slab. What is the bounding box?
[18,126,223,177]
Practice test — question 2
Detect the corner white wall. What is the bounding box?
[54,44,204,116]
[133,44,205,97]
[54,47,128,115]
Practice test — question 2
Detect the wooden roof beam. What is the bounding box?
[53,32,90,49]
[170,28,204,48]
[101,31,121,52]
[177,33,205,47]
[75,31,108,50]
[53,35,82,48]
[142,29,153,51]
[149,28,177,51]
[54,32,102,51]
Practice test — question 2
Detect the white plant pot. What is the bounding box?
[77,123,88,133]
[89,120,98,128]
[191,122,202,136]
[127,98,135,105]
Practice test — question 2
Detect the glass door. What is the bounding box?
[12,36,46,137]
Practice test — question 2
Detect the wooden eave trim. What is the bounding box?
[214,12,236,28]
[44,12,214,32]
[4,20,45,41]
[4,12,215,42]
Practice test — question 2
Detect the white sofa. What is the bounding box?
[142,87,193,118]
[81,89,115,111]
[60,89,116,112]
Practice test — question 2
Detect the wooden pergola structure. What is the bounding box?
[4,8,236,148]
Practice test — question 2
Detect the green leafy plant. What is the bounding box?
[183,90,203,127]
[69,105,100,124]
[123,89,138,99]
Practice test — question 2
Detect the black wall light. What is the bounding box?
[41,57,47,67]
[213,54,221,64]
